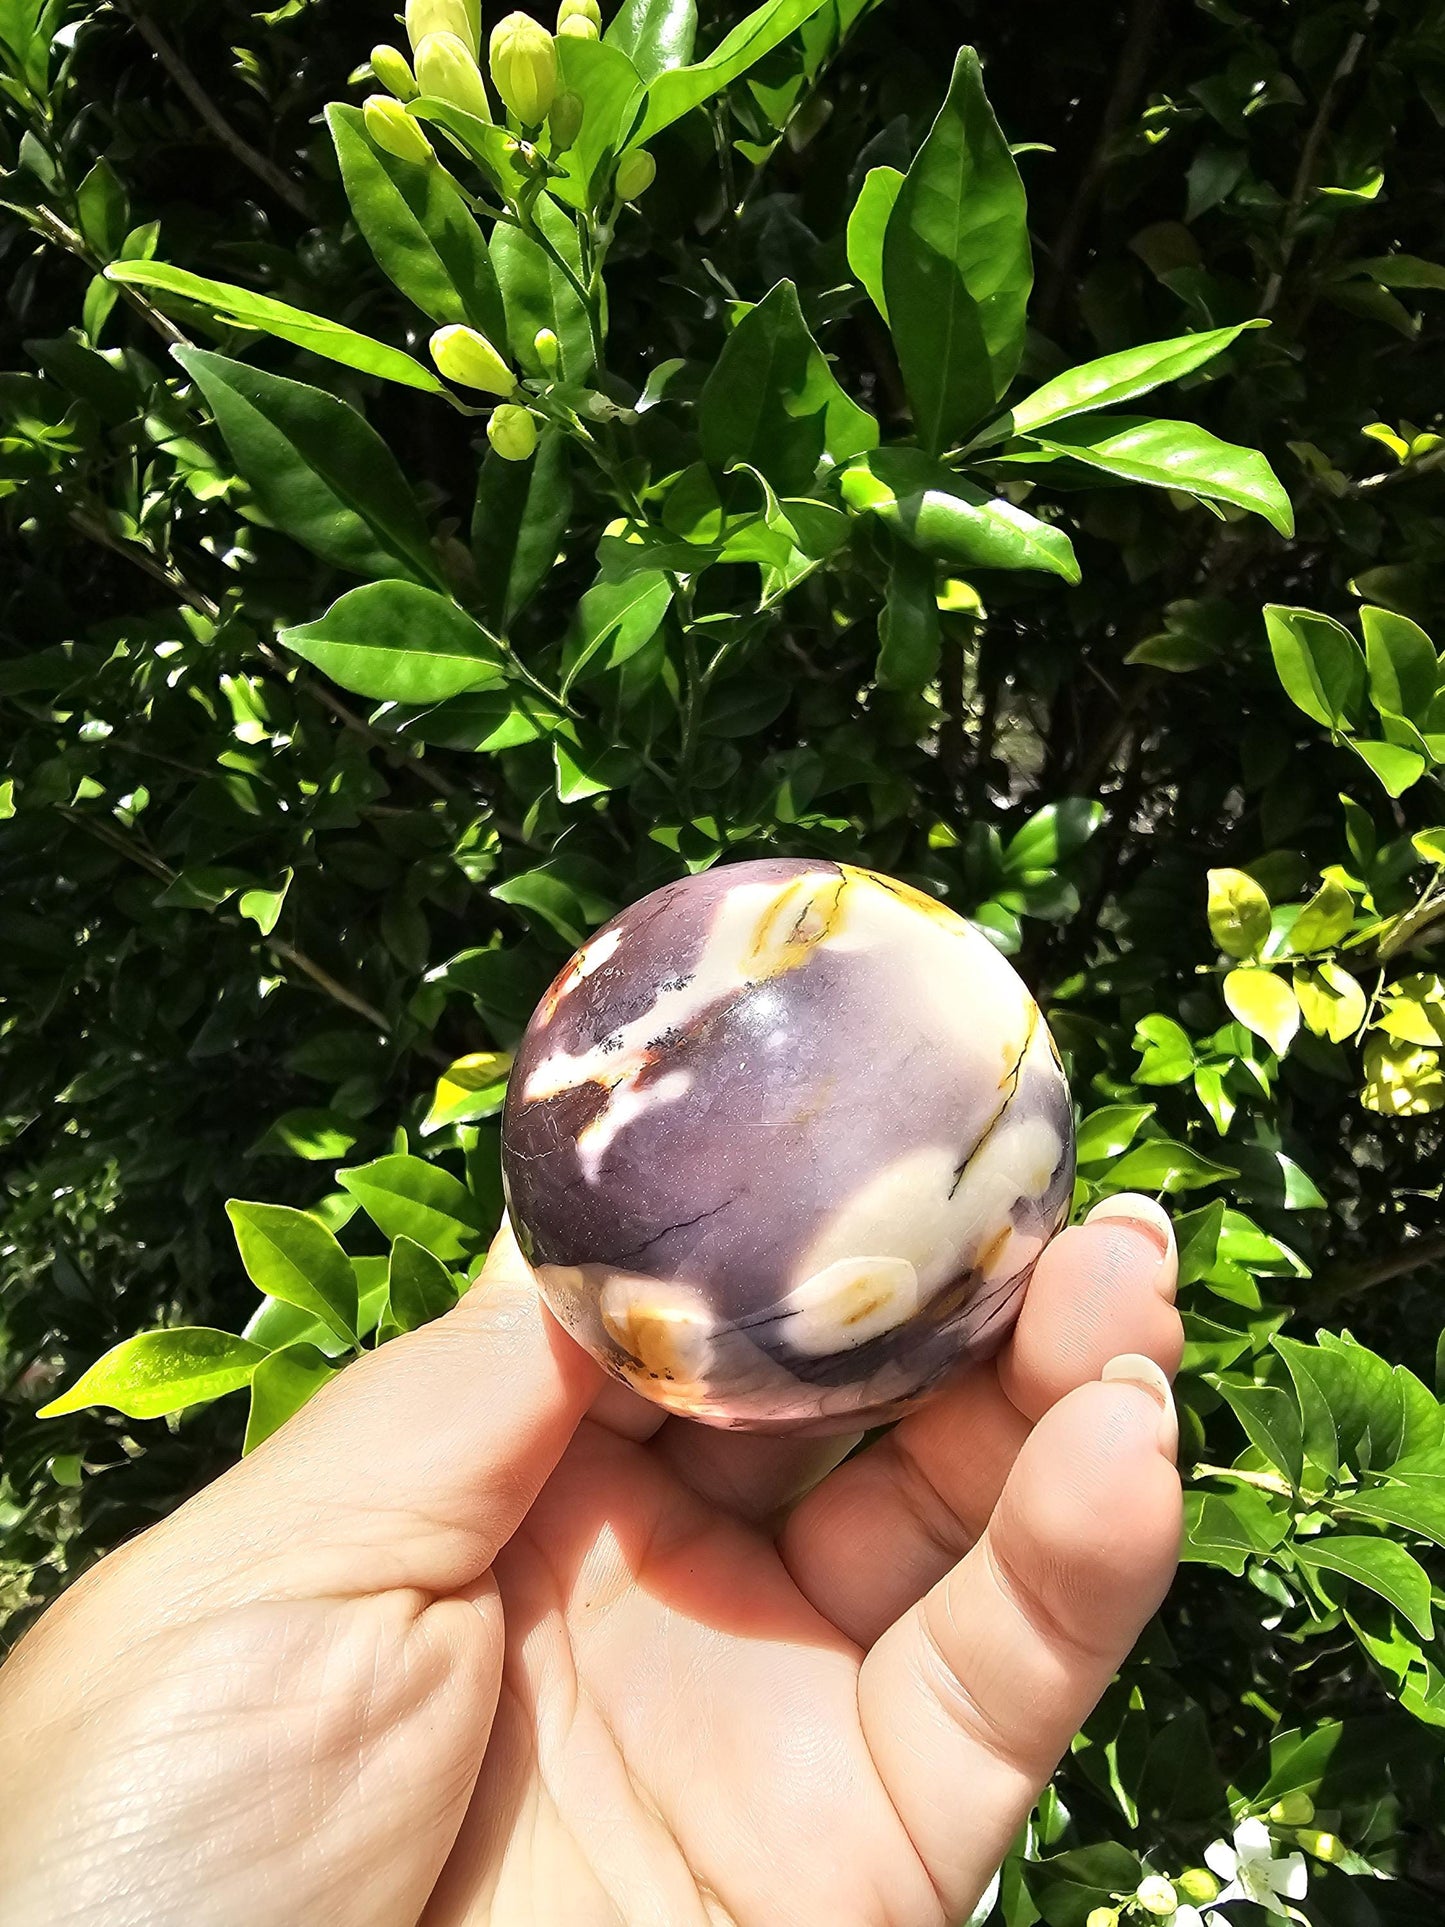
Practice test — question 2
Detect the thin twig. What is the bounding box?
[120,3,314,222]
[1260,1,1379,316]
[67,507,219,618]
[1036,0,1164,334]
[265,939,393,1034]
[1306,1229,1445,1313]
[24,204,189,349]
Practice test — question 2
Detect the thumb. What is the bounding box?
[144,1221,601,1607]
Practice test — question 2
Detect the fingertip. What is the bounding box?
[1100,1352,1179,1460]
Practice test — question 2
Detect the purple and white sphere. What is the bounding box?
[501,858,1075,1434]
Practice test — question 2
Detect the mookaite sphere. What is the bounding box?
[501,859,1075,1434]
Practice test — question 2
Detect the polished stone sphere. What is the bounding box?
[501,858,1075,1434]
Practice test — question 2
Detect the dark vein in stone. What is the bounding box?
[948,1001,1041,1199]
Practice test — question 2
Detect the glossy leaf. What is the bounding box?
[1105,1137,1236,1192]
[1264,604,1365,730]
[563,570,673,692]
[633,0,829,142]
[881,48,1030,453]
[1362,604,1437,722]
[422,1051,513,1133]
[1003,799,1104,871]
[843,449,1079,581]
[242,1343,335,1453]
[174,348,442,585]
[1207,867,1270,959]
[1216,1378,1305,1492]
[1075,1102,1155,1164]
[1287,879,1354,955]
[492,859,616,946]
[38,1328,266,1420]
[699,280,877,495]
[1224,967,1300,1056]
[1293,1536,1434,1639]
[109,259,443,393]
[1294,963,1366,1043]
[876,541,940,693]
[552,38,645,209]
[327,103,504,337]
[472,427,574,632]
[226,1200,359,1343]
[338,1154,489,1261]
[384,1234,461,1333]
[1000,320,1265,441]
[1354,739,1425,796]
[490,196,594,379]
[1025,414,1294,535]
[1338,1483,1445,1550]
[604,0,696,81]
[281,581,505,704]
[846,165,902,321]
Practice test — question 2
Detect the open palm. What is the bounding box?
[0,1200,1180,1927]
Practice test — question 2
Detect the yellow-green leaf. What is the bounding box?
[1361,1036,1445,1115]
[1224,967,1300,1056]
[38,1328,265,1420]
[421,1050,513,1133]
[1287,878,1355,955]
[1207,867,1270,959]
[1294,963,1366,1043]
[1376,973,1445,1046]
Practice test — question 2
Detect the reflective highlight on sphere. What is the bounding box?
[501,859,1075,1434]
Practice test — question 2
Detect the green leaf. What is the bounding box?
[876,540,940,693]
[1207,867,1271,959]
[1024,414,1294,535]
[1003,799,1105,872]
[326,103,504,337]
[846,165,902,321]
[338,1154,489,1261]
[1294,962,1366,1042]
[881,47,1031,453]
[1350,253,1445,291]
[109,259,443,394]
[242,1343,335,1453]
[239,868,292,937]
[174,348,442,585]
[1132,1013,1196,1085]
[1338,1483,1445,1551]
[1361,604,1438,723]
[1216,1378,1305,1491]
[1354,739,1425,796]
[244,1265,391,1357]
[551,38,646,210]
[38,1328,266,1420]
[226,1200,359,1344]
[633,0,829,142]
[604,0,696,82]
[1075,1102,1155,1164]
[384,1234,461,1334]
[563,570,674,693]
[1000,321,1265,441]
[1105,1137,1236,1193]
[1287,879,1354,955]
[76,158,129,260]
[1263,605,1365,730]
[1181,1487,1288,1573]
[699,281,877,495]
[1223,967,1300,1055]
[492,859,616,946]
[1293,1536,1435,1639]
[472,427,574,632]
[281,581,505,704]
[843,449,1079,582]
[248,1108,359,1161]
[490,195,594,380]
[422,1051,513,1133]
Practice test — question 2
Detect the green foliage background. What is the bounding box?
[3,0,1445,1917]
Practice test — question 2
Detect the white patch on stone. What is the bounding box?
[522,870,838,1103]
[598,1271,716,1383]
[574,1069,691,1180]
[779,1254,921,1354]
[795,1114,1064,1305]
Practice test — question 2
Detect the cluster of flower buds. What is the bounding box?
[428,326,540,462]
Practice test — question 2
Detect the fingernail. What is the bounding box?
[1101,1352,1179,1459]
[1085,1193,1177,1298]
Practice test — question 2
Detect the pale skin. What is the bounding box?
[0,1193,1183,1927]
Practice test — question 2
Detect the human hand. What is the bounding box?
[0,1194,1182,1927]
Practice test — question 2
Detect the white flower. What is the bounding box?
[1174,1911,1206,1927]
[1204,1818,1310,1919]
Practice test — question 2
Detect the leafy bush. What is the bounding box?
[3,0,1444,1918]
